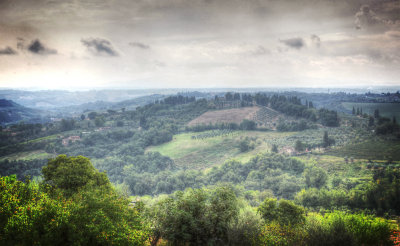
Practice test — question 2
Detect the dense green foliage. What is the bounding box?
[0,156,149,245]
[149,186,241,246]
[257,198,305,225]
[122,153,306,198]
[144,187,395,246]
[0,158,47,179]
[42,155,111,196]
[296,168,400,216]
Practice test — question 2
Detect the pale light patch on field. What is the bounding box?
[0,150,54,161]
[188,107,260,126]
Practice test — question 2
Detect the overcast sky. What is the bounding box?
[0,0,399,90]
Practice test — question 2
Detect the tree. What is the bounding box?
[80,114,85,120]
[150,186,239,246]
[94,116,105,127]
[352,106,355,115]
[225,92,233,101]
[374,109,380,118]
[322,131,335,147]
[116,120,124,127]
[240,119,256,130]
[368,116,375,127]
[0,174,149,246]
[271,144,278,153]
[239,139,254,152]
[304,166,327,189]
[257,198,305,225]
[60,119,75,131]
[295,140,305,152]
[88,111,98,120]
[42,155,110,196]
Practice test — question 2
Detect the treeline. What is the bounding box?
[160,95,196,105]
[372,109,399,136]
[186,119,257,132]
[277,120,317,132]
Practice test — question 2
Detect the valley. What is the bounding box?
[1,89,400,245]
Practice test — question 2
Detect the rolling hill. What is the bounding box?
[0,99,46,125]
[188,106,284,129]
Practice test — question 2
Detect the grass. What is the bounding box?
[342,102,400,120]
[297,154,373,183]
[327,137,400,161]
[146,130,295,169]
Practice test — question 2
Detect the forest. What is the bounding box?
[1,91,400,245]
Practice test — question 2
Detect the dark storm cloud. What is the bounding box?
[81,38,118,56]
[280,38,305,49]
[28,39,57,55]
[0,46,17,55]
[310,34,321,47]
[129,42,150,49]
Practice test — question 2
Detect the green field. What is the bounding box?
[327,137,400,161]
[342,102,400,119]
[146,130,295,169]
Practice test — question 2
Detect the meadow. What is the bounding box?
[147,130,295,169]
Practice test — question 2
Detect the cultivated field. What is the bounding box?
[0,150,54,161]
[146,130,295,169]
[146,125,388,169]
[187,107,260,126]
[254,106,282,129]
[327,138,400,161]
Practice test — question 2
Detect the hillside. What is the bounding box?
[0,99,45,125]
[188,106,284,129]
[147,130,295,169]
[188,106,260,126]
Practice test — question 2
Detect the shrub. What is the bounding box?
[305,211,394,246]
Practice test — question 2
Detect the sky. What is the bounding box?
[0,0,399,90]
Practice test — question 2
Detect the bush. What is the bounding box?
[257,198,305,226]
[239,139,254,152]
[0,175,149,245]
[149,186,239,246]
[305,211,394,246]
